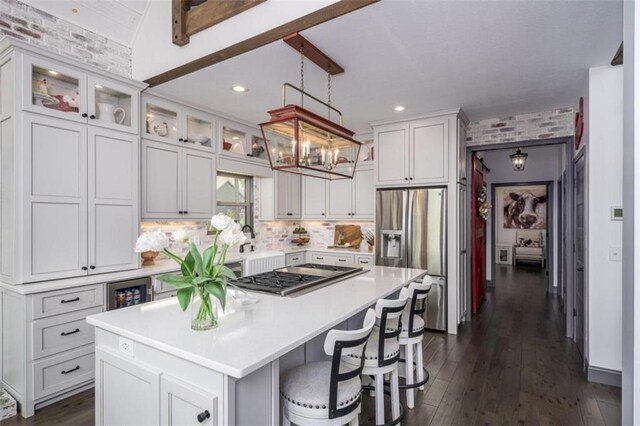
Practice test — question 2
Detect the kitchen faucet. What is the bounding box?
[239,224,255,253]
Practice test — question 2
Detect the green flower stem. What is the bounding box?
[163,248,195,279]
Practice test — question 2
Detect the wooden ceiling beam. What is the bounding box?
[283,32,344,75]
[185,0,267,38]
[172,0,191,46]
[149,0,379,87]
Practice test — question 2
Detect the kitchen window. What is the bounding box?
[216,173,253,227]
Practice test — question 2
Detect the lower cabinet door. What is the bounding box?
[161,375,217,426]
[96,348,161,426]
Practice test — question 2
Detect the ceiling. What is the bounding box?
[29,0,150,46]
[151,0,622,134]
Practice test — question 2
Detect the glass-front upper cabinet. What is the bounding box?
[221,126,247,157]
[249,135,269,162]
[25,56,87,123]
[143,97,181,143]
[184,108,215,152]
[88,76,139,134]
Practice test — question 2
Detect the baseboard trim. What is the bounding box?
[587,365,622,387]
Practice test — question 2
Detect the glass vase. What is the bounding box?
[190,290,218,331]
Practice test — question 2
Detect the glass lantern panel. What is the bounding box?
[298,121,360,177]
[261,120,297,166]
[31,65,80,114]
[222,127,246,155]
[94,84,132,127]
[145,103,178,140]
[250,136,268,160]
[186,114,214,148]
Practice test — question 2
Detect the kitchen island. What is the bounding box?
[86,265,426,426]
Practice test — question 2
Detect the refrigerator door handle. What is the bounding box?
[406,189,413,268]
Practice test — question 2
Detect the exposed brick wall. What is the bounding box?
[0,0,131,77]
[466,107,575,146]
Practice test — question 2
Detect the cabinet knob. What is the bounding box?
[178,211,184,214]
[197,410,210,423]
[404,177,408,181]
[81,266,88,271]
[89,265,95,270]
[409,177,413,180]
[321,213,325,216]
[178,138,184,142]
[89,115,96,119]
[246,153,254,157]
[81,113,88,118]
[287,213,293,216]
[183,211,188,215]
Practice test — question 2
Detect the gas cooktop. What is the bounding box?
[228,264,366,296]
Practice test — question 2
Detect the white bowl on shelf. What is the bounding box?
[189,134,210,145]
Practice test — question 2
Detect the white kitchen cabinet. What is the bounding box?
[355,254,374,266]
[285,252,306,266]
[142,140,216,220]
[161,375,217,426]
[275,172,301,219]
[326,165,374,220]
[302,176,327,219]
[25,115,88,281]
[374,115,453,186]
[23,55,140,135]
[88,128,139,274]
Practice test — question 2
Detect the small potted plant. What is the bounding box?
[134,213,247,331]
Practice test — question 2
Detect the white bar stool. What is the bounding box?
[344,288,409,426]
[280,309,376,426]
[398,276,433,409]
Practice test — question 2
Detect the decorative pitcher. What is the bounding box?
[97,102,126,124]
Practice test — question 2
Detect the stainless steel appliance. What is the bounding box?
[376,187,447,331]
[107,277,152,310]
[228,263,365,296]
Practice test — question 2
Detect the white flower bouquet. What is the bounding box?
[134,213,247,330]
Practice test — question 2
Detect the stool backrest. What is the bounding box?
[403,277,432,338]
[373,287,409,367]
[323,308,376,419]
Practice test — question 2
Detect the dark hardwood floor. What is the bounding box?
[1,265,621,425]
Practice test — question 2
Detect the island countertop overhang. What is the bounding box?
[86,265,427,378]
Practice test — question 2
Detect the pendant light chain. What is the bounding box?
[300,46,305,107]
[327,72,332,120]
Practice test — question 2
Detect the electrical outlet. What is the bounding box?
[119,337,134,357]
[610,246,623,262]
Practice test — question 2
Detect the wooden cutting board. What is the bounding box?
[329,225,362,249]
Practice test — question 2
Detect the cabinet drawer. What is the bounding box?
[32,284,104,319]
[310,253,355,265]
[32,307,102,359]
[285,252,305,266]
[355,255,373,266]
[152,273,180,294]
[154,290,177,300]
[33,346,95,400]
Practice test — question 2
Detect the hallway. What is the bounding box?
[380,265,622,425]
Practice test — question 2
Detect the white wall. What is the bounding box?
[481,144,564,286]
[587,65,623,374]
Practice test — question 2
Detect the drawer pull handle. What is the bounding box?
[316,257,324,260]
[60,328,80,336]
[60,297,80,304]
[61,365,80,375]
[338,259,346,262]
[197,410,211,423]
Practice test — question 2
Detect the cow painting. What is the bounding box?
[502,189,547,229]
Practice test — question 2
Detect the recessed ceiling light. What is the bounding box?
[71,8,78,13]
[48,70,59,76]
[394,105,406,112]
[231,85,247,93]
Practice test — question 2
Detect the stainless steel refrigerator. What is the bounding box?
[375,187,447,331]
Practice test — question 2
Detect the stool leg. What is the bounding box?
[390,367,401,421]
[416,340,425,391]
[282,411,291,426]
[406,343,415,408]
[350,414,360,426]
[375,373,385,425]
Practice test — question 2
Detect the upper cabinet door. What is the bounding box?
[302,176,326,219]
[220,125,249,158]
[375,125,409,185]
[288,173,302,218]
[23,55,88,124]
[353,167,375,219]
[275,172,290,219]
[142,97,182,144]
[182,148,216,219]
[249,134,269,162]
[87,76,139,134]
[24,115,88,281]
[327,178,352,219]
[184,108,215,152]
[410,118,449,184]
[141,140,182,220]
[87,128,139,274]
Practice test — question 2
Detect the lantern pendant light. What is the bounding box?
[510,148,528,171]
[259,34,361,180]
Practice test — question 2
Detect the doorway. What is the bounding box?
[574,149,587,359]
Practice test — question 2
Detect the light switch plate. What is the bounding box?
[610,246,623,262]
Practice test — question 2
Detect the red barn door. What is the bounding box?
[471,154,486,314]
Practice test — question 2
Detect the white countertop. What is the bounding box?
[87,265,425,379]
[0,248,372,295]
